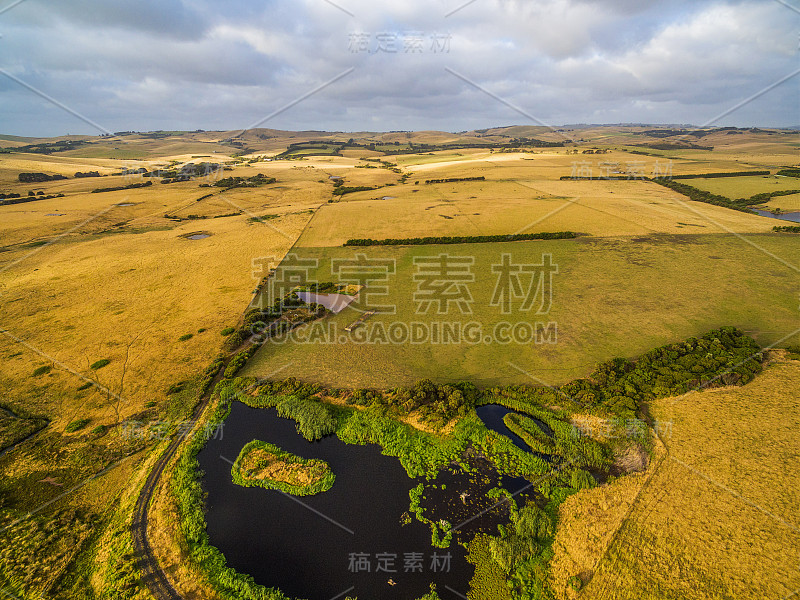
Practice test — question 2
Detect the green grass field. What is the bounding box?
[245,233,800,388]
[686,175,800,199]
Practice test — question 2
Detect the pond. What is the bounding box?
[474,404,527,450]
[187,233,211,240]
[752,209,800,223]
[198,403,475,600]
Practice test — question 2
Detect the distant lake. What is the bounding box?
[753,209,800,223]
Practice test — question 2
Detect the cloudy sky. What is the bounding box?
[0,0,797,136]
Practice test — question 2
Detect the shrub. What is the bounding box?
[65,418,90,433]
[77,381,93,391]
[221,327,236,336]
[32,365,51,376]
[90,359,110,370]
[167,382,185,395]
[223,345,259,379]
[179,334,193,342]
[275,396,336,441]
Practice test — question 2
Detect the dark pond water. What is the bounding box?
[753,209,800,223]
[475,404,552,447]
[474,404,527,450]
[198,403,474,600]
[188,233,211,240]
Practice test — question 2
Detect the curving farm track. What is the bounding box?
[131,390,216,600]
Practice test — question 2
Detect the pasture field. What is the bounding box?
[759,192,800,211]
[245,233,800,388]
[686,174,800,199]
[551,358,800,600]
[298,178,776,246]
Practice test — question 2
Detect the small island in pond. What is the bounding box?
[231,440,335,496]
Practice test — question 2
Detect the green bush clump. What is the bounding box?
[32,365,51,376]
[408,483,454,548]
[166,382,185,395]
[484,494,572,599]
[221,327,236,336]
[77,381,93,391]
[65,418,90,433]
[223,345,260,379]
[198,355,225,398]
[425,176,485,184]
[490,327,762,418]
[332,185,375,196]
[504,410,610,470]
[178,334,193,342]
[275,396,336,441]
[214,173,276,188]
[90,359,110,370]
[223,328,247,351]
[385,379,480,429]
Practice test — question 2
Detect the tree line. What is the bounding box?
[344,231,578,246]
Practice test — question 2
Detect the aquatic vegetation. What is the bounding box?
[231,440,334,496]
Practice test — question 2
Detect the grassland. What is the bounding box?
[686,174,800,198]
[1,125,798,600]
[0,145,318,598]
[298,179,775,246]
[245,233,799,388]
[551,357,800,600]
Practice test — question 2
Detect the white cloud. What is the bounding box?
[0,0,796,135]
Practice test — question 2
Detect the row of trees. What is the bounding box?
[0,192,65,204]
[18,172,67,183]
[214,173,276,189]
[344,231,578,246]
[91,181,152,193]
[425,176,485,184]
[490,326,762,419]
[668,170,770,179]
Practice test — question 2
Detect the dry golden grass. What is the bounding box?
[553,359,800,600]
[550,441,665,599]
[298,177,775,246]
[0,210,310,431]
[0,153,318,436]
